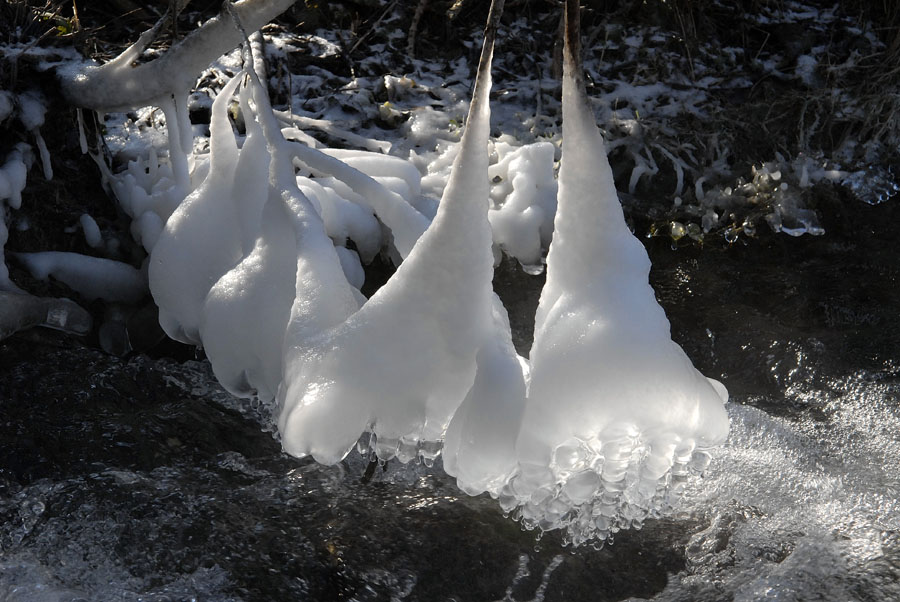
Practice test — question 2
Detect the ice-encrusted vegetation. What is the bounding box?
[0,0,897,553]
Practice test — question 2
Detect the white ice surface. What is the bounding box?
[16,90,46,130]
[278,25,502,466]
[442,296,525,495]
[202,192,297,401]
[496,18,730,545]
[148,75,243,345]
[15,251,147,303]
[488,141,557,270]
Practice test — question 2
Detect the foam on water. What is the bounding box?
[653,366,900,600]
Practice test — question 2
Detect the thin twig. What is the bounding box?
[406,0,428,60]
[348,0,398,55]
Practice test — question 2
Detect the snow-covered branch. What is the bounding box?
[59,0,296,113]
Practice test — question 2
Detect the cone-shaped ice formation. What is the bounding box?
[200,53,362,401]
[278,0,507,466]
[496,0,730,546]
[200,79,290,400]
[148,75,243,345]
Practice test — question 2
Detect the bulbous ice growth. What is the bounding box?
[202,191,297,400]
[278,0,506,466]
[200,80,291,401]
[442,296,526,495]
[497,0,730,546]
[148,75,243,345]
[202,59,361,403]
[488,141,558,271]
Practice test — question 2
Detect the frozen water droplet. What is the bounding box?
[742,219,756,236]
[724,227,739,243]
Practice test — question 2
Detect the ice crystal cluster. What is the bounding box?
[40,0,731,545]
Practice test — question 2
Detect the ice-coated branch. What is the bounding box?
[286,141,429,260]
[59,0,296,112]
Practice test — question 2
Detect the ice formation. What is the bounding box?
[16,90,52,181]
[0,143,33,292]
[487,0,730,546]
[0,86,99,342]
[0,291,91,341]
[199,79,288,400]
[79,214,103,249]
[278,0,508,465]
[442,295,526,495]
[0,88,56,293]
[58,0,296,113]
[16,251,148,304]
[488,141,558,271]
[201,51,364,402]
[43,0,731,547]
[148,74,246,345]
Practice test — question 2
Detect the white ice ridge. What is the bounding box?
[278,0,509,466]
[490,0,730,546]
[15,251,147,304]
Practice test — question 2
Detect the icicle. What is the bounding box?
[16,91,52,180]
[76,108,88,154]
[157,94,192,194]
[31,130,52,181]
